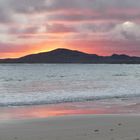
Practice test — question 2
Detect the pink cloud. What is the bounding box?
[46,23,77,33]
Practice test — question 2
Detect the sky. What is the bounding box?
[0,0,140,58]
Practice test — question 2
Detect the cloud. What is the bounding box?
[110,21,140,40]
[44,0,140,11]
[46,23,77,33]
[0,0,140,57]
[77,22,116,33]
[0,1,13,23]
[9,0,48,13]
[66,39,140,56]
[8,26,39,34]
[48,9,140,23]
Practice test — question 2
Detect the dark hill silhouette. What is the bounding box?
[0,48,140,64]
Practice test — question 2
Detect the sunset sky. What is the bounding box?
[0,0,140,58]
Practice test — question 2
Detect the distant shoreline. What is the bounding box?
[0,48,140,64]
[0,62,140,64]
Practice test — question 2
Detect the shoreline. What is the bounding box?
[0,98,140,121]
[1,114,140,140]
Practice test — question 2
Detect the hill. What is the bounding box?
[0,48,140,64]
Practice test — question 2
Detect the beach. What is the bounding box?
[0,115,140,140]
[0,64,140,139]
[0,0,140,138]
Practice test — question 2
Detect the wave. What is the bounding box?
[0,64,140,107]
[0,93,140,107]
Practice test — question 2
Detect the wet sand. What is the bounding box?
[0,115,140,140]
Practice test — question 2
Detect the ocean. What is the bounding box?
[0,64,140,107]
[0,64,140,119]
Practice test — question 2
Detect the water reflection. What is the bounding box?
[0,100,140,120]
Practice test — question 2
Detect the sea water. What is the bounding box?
[0,64,140,107]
